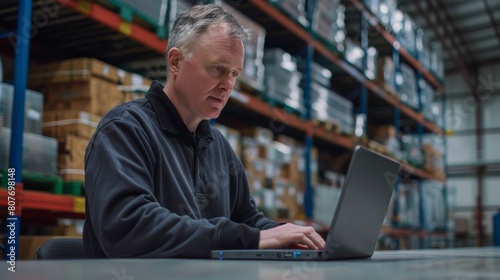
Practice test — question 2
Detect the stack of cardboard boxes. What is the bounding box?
[28,58,151,182]
[238,126,318,220]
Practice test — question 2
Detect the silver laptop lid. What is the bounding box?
[322,146,400,260]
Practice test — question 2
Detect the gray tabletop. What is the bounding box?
[2,247,500,280]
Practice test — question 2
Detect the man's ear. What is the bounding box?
[168,48,183,75]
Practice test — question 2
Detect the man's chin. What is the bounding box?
[207,109,223,119]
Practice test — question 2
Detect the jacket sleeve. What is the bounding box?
[84,118,261,258]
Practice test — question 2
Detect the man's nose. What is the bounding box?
[219,75,236,92]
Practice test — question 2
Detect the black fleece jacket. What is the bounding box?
[83,81,278,258]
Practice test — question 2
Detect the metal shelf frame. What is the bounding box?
[1,0,449,254]
[349,0,446,93]
[3,0,32,261]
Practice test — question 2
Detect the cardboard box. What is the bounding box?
[58,135,90,182]
[240,127,274,145]
[29,58,120,86]
[43,110,101,140]
[121,91,146,103]
[117,70,154,87]
[376,56,396,94]
[371,124,397,141]
[43,77,123,116]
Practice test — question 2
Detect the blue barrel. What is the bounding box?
[494,210,500,246]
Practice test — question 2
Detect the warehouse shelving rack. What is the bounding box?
[1,0,448,256]
[347,0,449,247]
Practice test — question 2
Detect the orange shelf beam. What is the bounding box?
[311,125,355,150]
[349,0,445,93]
[58,0,167,54]
[230,91,308,133]
[248,0,442,135]
[0,189,77,214]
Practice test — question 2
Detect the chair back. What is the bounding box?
[35,238,86,259]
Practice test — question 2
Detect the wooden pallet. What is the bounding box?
[0,169,63,194]
[63,181,84,196]
[312,118,343,134]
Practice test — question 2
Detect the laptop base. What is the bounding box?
[213,249,322,260]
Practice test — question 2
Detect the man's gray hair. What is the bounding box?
[166,4,249,72]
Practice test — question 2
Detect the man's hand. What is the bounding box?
[259,223,326,250]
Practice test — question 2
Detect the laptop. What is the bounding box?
[211,145,401,261]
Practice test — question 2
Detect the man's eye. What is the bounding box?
[232,71,240,78]
[211,66,224,76]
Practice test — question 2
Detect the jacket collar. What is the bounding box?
[146,81,214,144]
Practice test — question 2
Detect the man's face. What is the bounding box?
[171,24,244,123]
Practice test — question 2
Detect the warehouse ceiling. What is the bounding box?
[399,0,500,77]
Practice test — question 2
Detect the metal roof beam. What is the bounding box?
[436,0,476,65]
[427,0,474,66]
[413,0,475,89]
[460,22,500,36]
[482,0,500,43]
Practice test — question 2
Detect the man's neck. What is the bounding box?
[163,82,200,132]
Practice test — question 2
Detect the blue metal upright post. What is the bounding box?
[441,91,450,247]
[303,0,315,219]
[4,0,32,262]
[359,14,368,124]
[391,46,401,249]
[416,71,426,248]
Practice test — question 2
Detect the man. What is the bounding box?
[83,3,325,258]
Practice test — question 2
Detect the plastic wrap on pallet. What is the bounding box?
[376,56,396,92]
[345,39,365,69]
[430,42,444,80]
[263,48,304,114]
[265,77,304,113]
[401,14,416,56]
[397,181,420,228]
[313,184,341,226]
[432,102,443,128]
[376,0,397,27]
[0,127,58,175]
[401,134,424,167]
[365,47,378,80]
[219,1,266,91]
[397,63,418,109]
[263,48,298,71]
[391,11,416,56]
[269,0,308,27]
[421,181,446,230]
[420,79,436,121]
[416,28,432,71]
[0,83,43,135]
[310,82,353,133]
[363,0,379,15]
[312,2,345,50]
[298,59,332,88]
[111,0,168,33]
